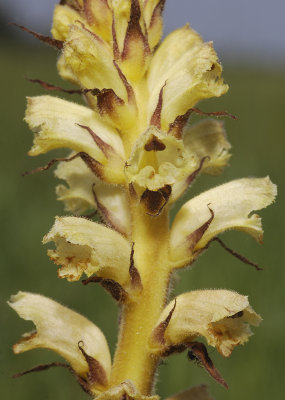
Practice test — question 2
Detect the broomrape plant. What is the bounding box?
[9,1,277,399]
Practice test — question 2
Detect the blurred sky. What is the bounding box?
[1,0,285,66]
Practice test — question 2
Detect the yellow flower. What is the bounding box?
[26,2,228,163]
[23,0,230,223]
[43,216,132,288]
[170,176,277,265]
[11,1,277,399]
[8,292,111,395]
[150,290,262,357]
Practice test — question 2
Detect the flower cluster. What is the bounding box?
[9,1,276,399]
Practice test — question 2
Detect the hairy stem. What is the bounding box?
[110,201,171,395]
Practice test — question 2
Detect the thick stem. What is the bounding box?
[110,202,171,395]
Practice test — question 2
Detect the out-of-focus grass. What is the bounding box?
[1,37,284,400]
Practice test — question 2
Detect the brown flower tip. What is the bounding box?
[121,0,150,61]
[96,88,124,117]
[140,185,172,216]
[168,112,191,139]
[187,342,228,389]
[144,135,166,152]
[11,23,64,49]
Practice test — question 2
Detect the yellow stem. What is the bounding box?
[110,202,171,395]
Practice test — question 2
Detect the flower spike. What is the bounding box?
[11,1,277,399]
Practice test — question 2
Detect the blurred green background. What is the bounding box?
[1,27,284,400]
